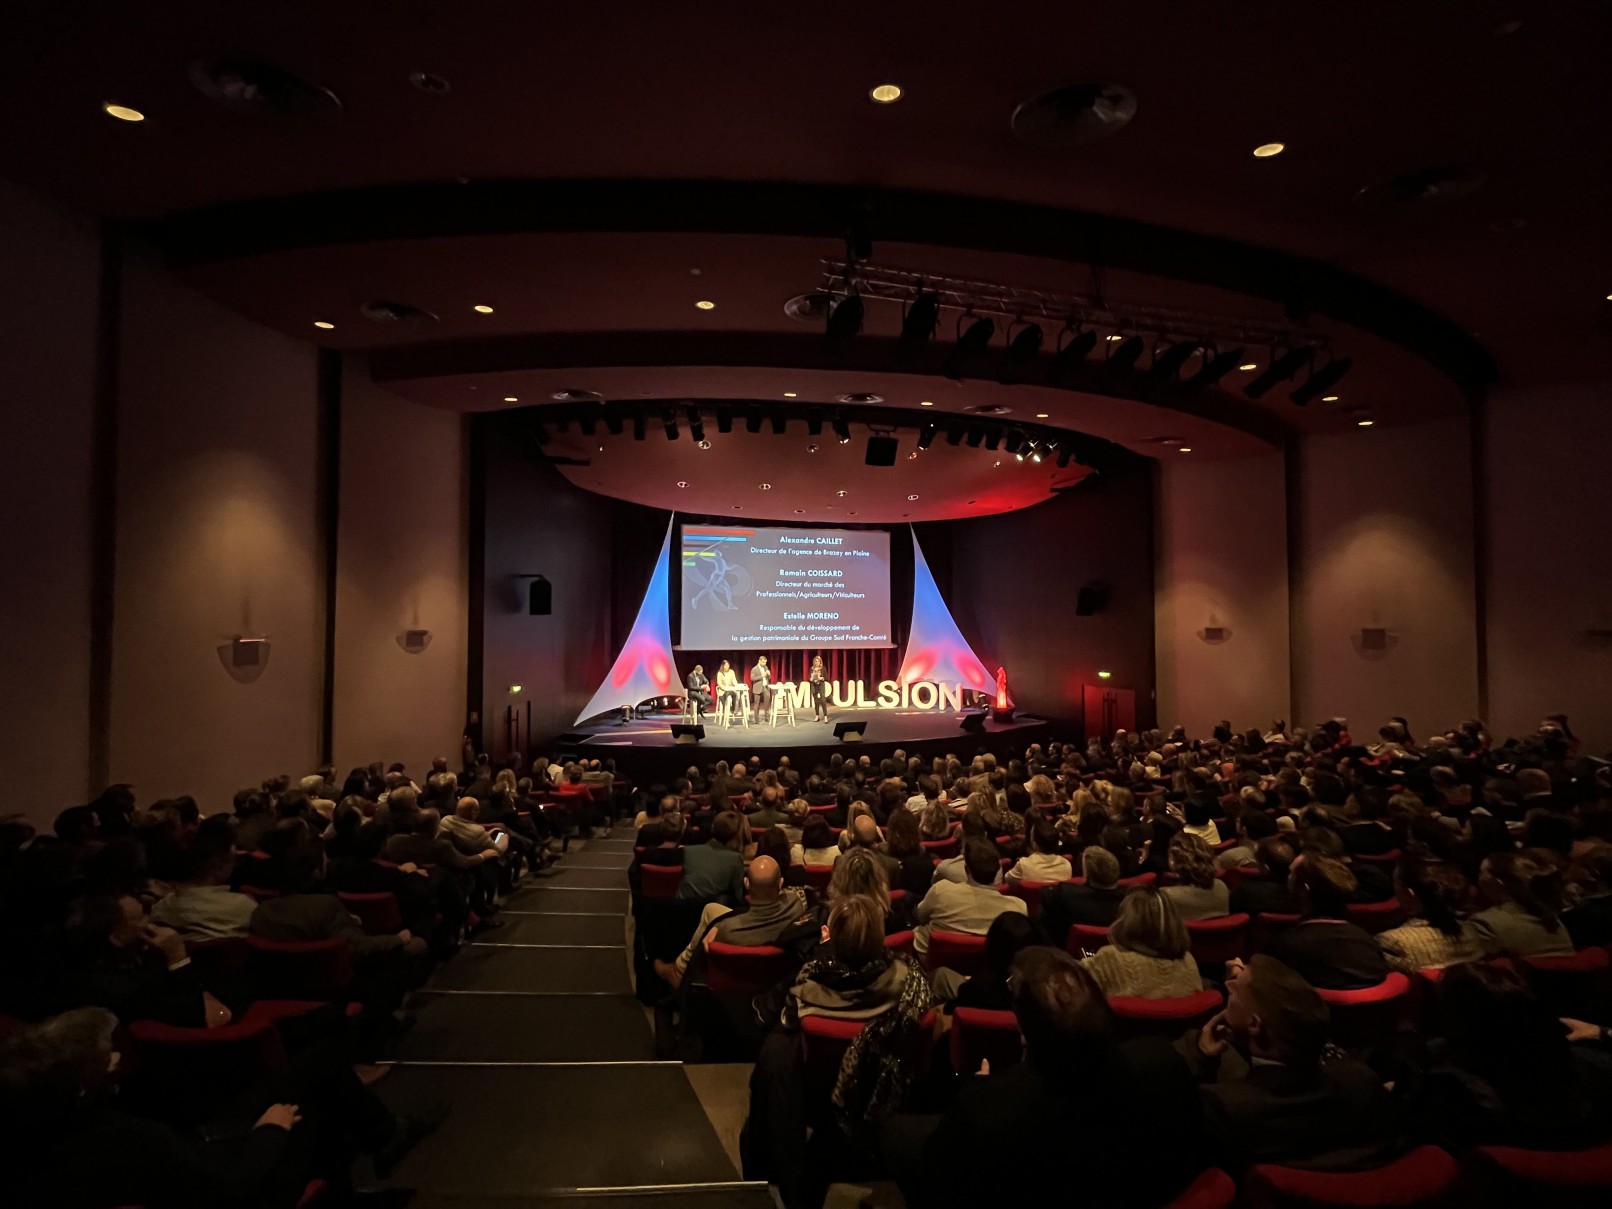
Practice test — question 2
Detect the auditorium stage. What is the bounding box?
[561,708,1054,784]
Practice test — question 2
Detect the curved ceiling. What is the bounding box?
[8,1,1609,518]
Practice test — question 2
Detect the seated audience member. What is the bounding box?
[882,807,936,897]
[753,824,808,891]
[1082,887,1204,999]
[798,815,841,868]
[677,810,746,906]
[0,1006,439,1208]
[744,894,932,1208]
[952,912,1042,1012]
[845,813,899,884]
[889,948,1202,1208]
[1375,850,1483,974]
[1398,962,1612,1153]
[918,795,954,841]
[1162,833,1231,920]
[907,774,942,815]
[1471,849,1576,958]
[781,797,809,847]
[1182,799,1222,846]
[1006,822,1072,885]
[251,836,427,962]
[383,807,497,875]
[912,839,1027,960]
[1230,836,1300,917]
[1178,955,1396,1171]
[1217,807,1277,870]
[748,785,789,831]
[631,792,671,834]
[1298,825,1393,902]
[148,836,257,941]
[1266,856,1390,990]
[653,855,811,989]
[1040,846,1126,948]
[1339,787,1397,857]
[476,784,545,867]
[931,810,1000,886]
[53,893,227,1027]
[438,796,508,860]
[1564,840,1612,949]
[837,802,880,849]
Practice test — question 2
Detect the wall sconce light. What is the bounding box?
[1197,626,1232,644]
[396,628,433,654]
[1352,627,1398,660]
[508,684,524,695]
[217,635,270,683]
[1096,669,1113,680]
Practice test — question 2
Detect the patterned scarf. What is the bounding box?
[829,953,933,1135]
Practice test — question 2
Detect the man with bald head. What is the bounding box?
[849,812,900,884]
[653,855,810,990]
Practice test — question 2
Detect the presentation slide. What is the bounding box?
[679,524,893,649]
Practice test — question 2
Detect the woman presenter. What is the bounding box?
[715,659,742,719]
[809,654,831,722]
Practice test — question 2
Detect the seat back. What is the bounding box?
[336,891,403,935]
[1353,847,1403,869]
[1315,972,1412,1049]
[1344,899,1405,935]
[1116,872,1158,889]
[1110,988,1224,1041]
[1514,946,1611,1020]
[128,1016,287,1128]
[1243,1145,1458,1209]
[804,864,835,894]
[1222,864,1263,892]
[185,936,251,979]
[923,929,990,975]
[1185,913,1250,966]
[1164,1169,1236,1209]
[1254,912,1302,949]
[704,941,795,996]
[245,935,354,1000]
[921,836,959,860]
[799,1006,938,1099]
[949,1007,1022,1074]
[884,929,916,956]
[1468,1138,1612,1197]
[638,863,683,900]
[1004,879,1063,918]
[1065,923,1111,957]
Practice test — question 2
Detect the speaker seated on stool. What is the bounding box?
[670,724,705,745]
[833,720,869,742]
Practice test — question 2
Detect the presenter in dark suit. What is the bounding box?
[809,654,830,722]
[685,664,713,715]
[749,655,774,723]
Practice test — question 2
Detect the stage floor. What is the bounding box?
[572,708,1047,751]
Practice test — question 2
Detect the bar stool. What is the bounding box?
[769,682,797,727]
[681,694,702,724]
[718,688,750,728]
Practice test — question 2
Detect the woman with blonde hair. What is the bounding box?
[919,796,954,841]
[1082,886,1204,999]
[838,801,882,850]
[1160,832,1230,920]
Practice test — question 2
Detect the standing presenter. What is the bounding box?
[809,654,831,723]
[749,655,774,723]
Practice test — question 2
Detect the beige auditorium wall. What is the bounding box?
[0,184,100,821]
[332,363,468,776]
[1292,415,1479,736]
[109,247,322,809]
[1485,382,1612,751]
[1155,453,1291,736]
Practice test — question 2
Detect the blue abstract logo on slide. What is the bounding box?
[682,527,754,613]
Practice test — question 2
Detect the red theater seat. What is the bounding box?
[1110,988,1224,1040]
[804,864,835,894]
[1508,946,1610,1019]
[1344,900,1405,935]
[1254,912,1303,948]
[924,930,990,976]
[1066,923,1111,956]
[1165,1169,1236,1209]
[1117,871,1158,889]
[1354,848,1403,869]
[638,863,683,900]
[1243,1146,1459,1209]
[884,930,916,955]
[245,936,354,1001]
[800,1008,937,1095]
[1222,865,1263,892]
[1185,913,1250,965]
[705,941,794,997]
[921,836,959,860]
[949,1007,1022,1074]
[1315,972,1411,1049]
[1468,1138,1612,1201]
[336,891,402,935]
[1004,879,1065,917]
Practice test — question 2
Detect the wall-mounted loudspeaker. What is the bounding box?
[864,436,899,467]
[528,576,552,616]
[670,724,705,745]
[834,720,869,742]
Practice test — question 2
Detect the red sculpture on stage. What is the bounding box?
[995,665,1012,712]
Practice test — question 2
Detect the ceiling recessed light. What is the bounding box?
[472,304,494,314]
[1179,447,1194,453]
[313,320,334,330]
[994,460,1002,467]
[697,439,711,449]
[783,391,797,398]
[869,83,903,104]
[908,451,920,460]
[794,509,804,514]
[920,400,934,407]
[836,489,848,497]
[597,444,604,452]
[1322,394,1340,402]
[1357,419,1375,428]
[1605,293,1612,302]
[695,300,716,310]
[907,494,919,501]
[503,395,518,402]
[1035,412,1049,418]
[103,101,145,122]
[676,481,688,488]
[759,483,772,490]
[732,505,743,510]
[1253,142,1286,158]
[1238,363,1258,372]
[807,442,819,453]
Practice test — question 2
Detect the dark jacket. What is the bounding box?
[1230,878,1300,918]
[250,893,403,960]
[383,832,483,874]
[1039,882,1125,948]
[1265,920,1390,990]
[678,840,745,906]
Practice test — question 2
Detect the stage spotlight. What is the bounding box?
[899,290,942,356]
[1050,326,1099,383]
[1005,322,1044,381]
[964,426,985,448]
[826,293,864,342]
[916,425,938,450]
[770,414,787,435]
[1289,356,1353,406]
[632,413,647,441]
[1245,346,1315,398]
[1185,347,1246,391]
[1147,340,1202,382]
[1003,430,1026,455]
[715,407,734,434]
[685,406,704,443]
[831,414,852,444]
[946,315,996,380]
[983,428,1002,451]
[1029,446,1043,463]
[945,424,965,446]
[1056,448,1072,467]
[745,411,763,434]
[662,410,679,440]
[807,414,824,437]
[604,413,624,436]
[579,415,597,437]
[1106,335,1146,372]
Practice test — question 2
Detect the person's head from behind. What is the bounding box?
[53,805,99,846]
[829,847,890,914]
[1255,836,1297,882]
[745,854,783,904]
[414,807,442,837]
[800,815,833,852]
[1522,809,1573,858]
[1009,947,1113,1073]
[785,797,809,828]
[1239,809,1277,846]
[962,837,1000,887]
[455,796,480,822]
[1438,961,1575,1090]
[1480,849,1564,927]
[179,836,235,888]
[1080,844,1119,890]
[274,790,312,822]
[753,825,793,870]
[983,911,1040,978]
[1028,821,1058,857]
[656,809,686,843]
[885,807,921,857]
[1223,955,1329,1066]
[1290,855,1356,918]
[850,814,880,849]
[828,894,886,966]
[710,810,742,851]
[1394,850,1472,936]
[1109,886,1188,959]
[1168,832,1217,889]
[0,1007,123,1126]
